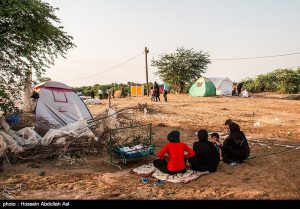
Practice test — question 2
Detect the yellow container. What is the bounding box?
[131,85,144,97]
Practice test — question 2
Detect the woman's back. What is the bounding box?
[191,141,220,172]
[158,142,194,171]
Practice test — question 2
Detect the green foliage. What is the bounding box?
[73,82,142,98]
[151,47,210,93]
[0,0,75,114]
[242,68,300,94]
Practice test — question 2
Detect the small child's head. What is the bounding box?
[211,132,220,142]
[167,130,180,143]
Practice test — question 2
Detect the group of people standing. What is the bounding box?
[153,120,250,175]
[150,82,169,102]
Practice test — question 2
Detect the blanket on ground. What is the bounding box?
[131,164,209,183]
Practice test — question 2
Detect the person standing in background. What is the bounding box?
[163,83,169,102]
[98,89,103,99]
[91,90,95,99]
[154,82,160,102]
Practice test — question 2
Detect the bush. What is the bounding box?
[241,68,300,94]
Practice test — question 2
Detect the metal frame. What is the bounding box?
[107,123,153,164]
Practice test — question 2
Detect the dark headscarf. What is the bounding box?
[167,130,180,143]
[197,129,208,142]
[229,122,240,133]
[226,122,246,145]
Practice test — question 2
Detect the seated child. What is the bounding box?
[210,132,222,159]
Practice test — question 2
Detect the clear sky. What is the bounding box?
[43,0,300,87]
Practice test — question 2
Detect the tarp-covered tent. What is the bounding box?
[208,77,233,96]
[33,81,92,128]
[189,77,216,97]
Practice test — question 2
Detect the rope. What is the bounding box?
[248,146,298,160]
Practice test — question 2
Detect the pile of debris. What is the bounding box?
[0,106,147,164]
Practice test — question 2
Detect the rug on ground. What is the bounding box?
[131,164,209,183]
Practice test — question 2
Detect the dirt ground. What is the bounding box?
[1,94,300,199]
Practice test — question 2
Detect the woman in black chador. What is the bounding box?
[222,122,250,164]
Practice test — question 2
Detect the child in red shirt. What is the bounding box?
[153,130,195,175]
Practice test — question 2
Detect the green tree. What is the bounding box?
[151,47,210,93]
[36,76,51,84]
[0,0,75,114]
[242,68,300,94]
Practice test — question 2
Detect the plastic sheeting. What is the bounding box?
[0,119,96,156]
[0,135,7,157]
[0,117,10,132]
[41,120,96,146]
[0,131,24,154]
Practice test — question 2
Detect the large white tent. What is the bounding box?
[33,81,92,128]
[208,77,233,96]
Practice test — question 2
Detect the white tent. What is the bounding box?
[33,81,92,128]
[208,77,233,96]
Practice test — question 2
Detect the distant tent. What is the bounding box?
[189,77,216,97]
[208,77,233,96]
[33,81,92,128]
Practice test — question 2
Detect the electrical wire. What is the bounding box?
[212,52,300,60]
[60,52,144,82]
[149,51,300,61]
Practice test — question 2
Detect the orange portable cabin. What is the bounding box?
[131,85,144,97]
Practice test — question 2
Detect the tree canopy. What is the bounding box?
[151,47,210,93]
[0,0,75,114]
[242,68,300,94]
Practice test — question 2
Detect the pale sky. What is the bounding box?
[43,0,300,87]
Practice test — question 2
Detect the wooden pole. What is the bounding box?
[108,92,111,107]
[145,47,149,96]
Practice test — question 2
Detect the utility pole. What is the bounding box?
[144,46,150,96]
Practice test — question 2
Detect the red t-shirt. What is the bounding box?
[158,142,195,171]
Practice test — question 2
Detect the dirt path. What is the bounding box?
[1,94,299,199]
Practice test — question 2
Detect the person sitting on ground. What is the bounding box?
[242,89,249,98]
[223,119,233,135]
[222,122,250,164]
[232,87,238,96]
[188,129,220,172]
[210,132,222,159]
[153,130,195,175]
[237,82,243,96]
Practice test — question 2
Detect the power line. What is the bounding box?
[149,51,300,60]
[60,52,144,82]
[212,52,300,60]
